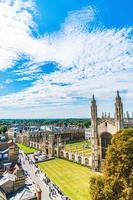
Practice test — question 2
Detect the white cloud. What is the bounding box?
[0,0,35,70]
[0,0,133,117]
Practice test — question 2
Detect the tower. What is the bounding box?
[115,91,124,131]
[91,95,97,133]
[91,95,99,170]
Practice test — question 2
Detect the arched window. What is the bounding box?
[101,132,112,159]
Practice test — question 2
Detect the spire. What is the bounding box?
[117,90,119,97]
[116,90,121,101]
[91,94,97,122]
[127,111,129,121]
[115,90,124,130]
[91,94,96,103]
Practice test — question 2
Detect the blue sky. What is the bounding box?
[0,0,133,118]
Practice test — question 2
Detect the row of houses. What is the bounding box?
[0,137,41,200]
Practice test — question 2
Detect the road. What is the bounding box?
[19,152,50,200]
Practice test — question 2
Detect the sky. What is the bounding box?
[0,0,133,118]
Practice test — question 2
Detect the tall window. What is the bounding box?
[101,132,112,159]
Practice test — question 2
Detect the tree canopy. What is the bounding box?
[90,128,133,200]
[0,118,91,128]
[0,125,8,134]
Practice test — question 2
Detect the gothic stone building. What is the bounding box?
[91,91,133,171]
[17,126,85,157]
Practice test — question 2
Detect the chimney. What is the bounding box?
[35,186,42,200]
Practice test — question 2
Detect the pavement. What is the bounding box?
[19,151,50,200]
[19,151,65,200]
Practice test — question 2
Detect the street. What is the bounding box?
[19,151,50,200]
[19,151,65,200]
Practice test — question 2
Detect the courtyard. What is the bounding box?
[65,140,92,156]
[17,143,37,154]
[38,159,93,200]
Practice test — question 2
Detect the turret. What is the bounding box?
[91,94,97,131]
[115,91,124,131]
[126,111,130,121]
[91,95,99,171]
[108,112,110,118]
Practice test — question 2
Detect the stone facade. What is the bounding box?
[0,164,41,200]
[17,126,85,157]
[59,149,92,167]
[91,91,133,171]
[0,141,19,174]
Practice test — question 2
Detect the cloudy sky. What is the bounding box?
[0,0,133,118]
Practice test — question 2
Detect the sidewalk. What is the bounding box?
[20,152,50,200]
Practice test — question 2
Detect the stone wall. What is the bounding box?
[59,149,92,167]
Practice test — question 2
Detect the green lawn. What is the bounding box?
[65,140,92,156]
[17,143,37,154]
[38,159,93,200]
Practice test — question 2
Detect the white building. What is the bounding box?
[85,128,93,140]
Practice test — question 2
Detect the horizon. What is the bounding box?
[0,0,133,118]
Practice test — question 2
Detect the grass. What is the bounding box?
[17,143,37,154]
[38,159,93,200]
[65,140,92,156]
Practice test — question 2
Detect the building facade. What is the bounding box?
[8,125,24,141]
[91,91,133,171]
[0,164,41,200]
[17,125,85,157]
[0,141,19,174]
[85,127,93,140]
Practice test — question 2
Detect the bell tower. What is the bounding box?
[91,95,99,170]
[115,91,124,131]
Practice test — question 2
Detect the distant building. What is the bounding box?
[0,140,19,174]
[85,128,93,140]
[8,126,24,140]
[17,125,85,157]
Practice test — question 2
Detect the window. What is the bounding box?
[3,153,8,160]
[101,132,112,159]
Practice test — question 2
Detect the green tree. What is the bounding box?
[89,174,105,200]
[0,125,8,134]
[90,128,133,200]
[104,128,133,200]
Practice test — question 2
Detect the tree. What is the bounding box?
[104,128,133,200]
[89,174,105,200]
[90,128,133,200]
[0,125,8,134]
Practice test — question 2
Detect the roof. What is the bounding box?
[0,187,7,200]
[8,185,36,200]
[0,148,8,154]
[0,141,17,151]
[0,173,16,186]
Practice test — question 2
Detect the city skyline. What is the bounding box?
[0,0,133,118]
